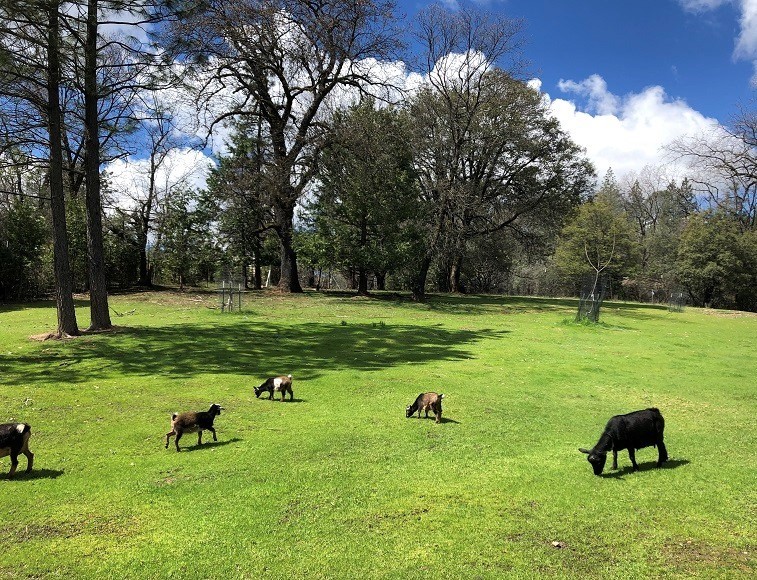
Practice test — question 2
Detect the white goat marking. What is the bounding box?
[273,378,283,388]
[15,424,24,434]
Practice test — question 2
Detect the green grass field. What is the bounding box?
[0,290,755,579]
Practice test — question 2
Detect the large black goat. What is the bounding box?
[579,407,668,475]
[165,404,223,452]
[0,423,34,478]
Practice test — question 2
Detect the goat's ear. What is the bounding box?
[578,448,591,454]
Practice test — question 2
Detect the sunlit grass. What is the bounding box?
[0,290,755,578]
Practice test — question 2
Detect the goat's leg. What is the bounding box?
[165,430,175,449]
[289,388,294,401]
[268,391,274,400]
[628,448,638,470]
[657,441,668,466]
[24,449,34,473]
[612,450,618,470]
[21,436,33,473]
[208,427,217,442]
[174,431,183,452]
[197,430,203,445]
[7,451,19,478]
[435,411,441,424]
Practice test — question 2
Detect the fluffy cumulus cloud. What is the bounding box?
[679,0,757,83]
[536,75,719,179]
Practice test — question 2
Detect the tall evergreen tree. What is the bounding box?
[311,101,420,295]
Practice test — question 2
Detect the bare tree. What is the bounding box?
[171,0,401,292]
[408,4,593,299]
[105,92,205,287]
[667,105,757,231]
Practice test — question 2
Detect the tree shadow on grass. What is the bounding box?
[1,321,509,386]
[0,299,90,313]
[601,458,690,479]
[3,468,65,481]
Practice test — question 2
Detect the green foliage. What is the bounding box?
[66,195,90,292]
[153,187,218,287]
[0,198,50,299]
[309,101,422,290]
[553,195,639,282]
[408,70,594,297]
[102,212,140,289]
[206,118,275,282]
[677,211,757,309]
[0,292,754,578]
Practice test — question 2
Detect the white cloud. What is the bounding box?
[678,0,731,11]
[540,75,719,180]
[734,0,757,60]
[678,0,757,83]
[557,75,620,116]
[106,148,215,211]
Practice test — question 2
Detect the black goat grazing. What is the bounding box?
[254,375,293,401]
[406,392,444,423]
[165,404,223,451]
[0,423,34,478]
[579,407,668,475]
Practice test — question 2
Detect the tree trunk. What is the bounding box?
[137,228,149,286]
[411,255,432,301]
[357,218,368,294]
[375,271,386,291]
[47,2,79,337]
[275,198,302,293]
[449,253,464,293]
[84,0,111,331]
[252,245,262,290]
[357,268,369,295]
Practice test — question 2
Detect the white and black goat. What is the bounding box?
[0,423,33,478]
[254,375,294,401]
[579,407,668,475]
[406,392,444,424]
[165,404,223,452]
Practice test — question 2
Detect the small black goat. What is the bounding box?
[0,423,34,478]
[165,404,223,452]
[254,374,293,401]
[406,392,444,423]
[579,407,668,475]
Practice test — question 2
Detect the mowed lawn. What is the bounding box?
[0,290,754,579]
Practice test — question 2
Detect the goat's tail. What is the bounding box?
[171,412,178,421]
[287,374,293,379]
[439,393,445,399]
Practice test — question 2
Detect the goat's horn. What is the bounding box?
[578,448,591,454]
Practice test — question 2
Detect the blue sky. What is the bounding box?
[398,0,753,122]
[385,1,756,180]
[110,1,756,198]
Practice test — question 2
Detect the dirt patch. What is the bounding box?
[29,332,61,342]
[702,308,757,318]
[0,514,139,543]
[663,539,754,575]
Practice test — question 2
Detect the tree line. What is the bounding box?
[2,1,756,332]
